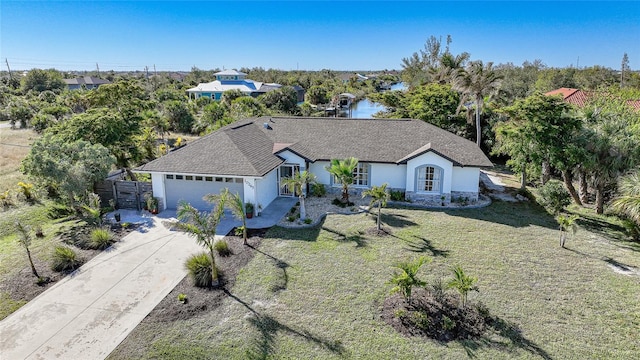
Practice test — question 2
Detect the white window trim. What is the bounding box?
[415,165,443,193]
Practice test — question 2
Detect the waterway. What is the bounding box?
[349,82,406,118]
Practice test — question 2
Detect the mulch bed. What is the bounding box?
[0,222,139,310]
[140,230,265,323]
[381,288,489,342]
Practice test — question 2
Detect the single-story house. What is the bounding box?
[187,69,305,102]
[135,117,493,212]
[63,76,111,90]
[546,87,640,111]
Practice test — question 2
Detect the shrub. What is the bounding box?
[304,218,312,224]
[287,215,295,222]
[538,180,570,215]
[311,183,326,197]
[332,198,354,208]
[185,252,214,288]
[47,202,74,219]
[51,245,82,272]
[214,240,232,257]
[389,189,406,202]
[177,293,188,303]
[17,181,35,201]
[0,190,14,208]
[88,228,114,250]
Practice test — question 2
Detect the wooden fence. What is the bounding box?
[95,180,153,210]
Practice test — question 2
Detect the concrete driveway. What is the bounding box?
[0,215,201,359]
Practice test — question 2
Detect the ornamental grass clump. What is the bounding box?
[51,245,82,272]
[214,240,232,257]
[88,228,114,250]
[185,252,216,288]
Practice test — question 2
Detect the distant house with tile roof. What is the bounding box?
[63,76,111,90]
[186,70,305,102]
[545,88,640,111]
[136,117,492,212]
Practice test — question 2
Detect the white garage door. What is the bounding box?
[164,175,244,210]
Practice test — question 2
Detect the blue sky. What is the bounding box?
[1,1,638,72]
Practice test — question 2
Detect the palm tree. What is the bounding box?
[611,170,640,226]
[175,199,226,286]
[446,265,478,308]
[452,60,503,147]
[362,183,390,231]
[557,214,579,248]
[325,157,358,204]
[389,256,430,303]
[206,189,248,245]
[281,170,317,221]
[15,222,39,278]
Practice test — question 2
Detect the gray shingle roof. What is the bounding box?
[136,117,492,176]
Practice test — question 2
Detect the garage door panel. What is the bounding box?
[165,177,244,210]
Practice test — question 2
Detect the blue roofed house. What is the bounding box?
[186,69,305,102]
[135,117,492,213]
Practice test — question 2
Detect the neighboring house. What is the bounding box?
[546,88,640,111]
[63,76,111,90]
[135,117,493,212]
[186,69,305,102]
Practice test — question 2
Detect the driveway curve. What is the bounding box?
[0,214,201,359]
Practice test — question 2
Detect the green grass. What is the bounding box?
[111,201,640,359]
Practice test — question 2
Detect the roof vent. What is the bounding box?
[263,123,272,130]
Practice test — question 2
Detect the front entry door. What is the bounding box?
[279,164,300,196]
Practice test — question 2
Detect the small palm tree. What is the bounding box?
[206,189,248,245]
[362,183,390,231]
[15,222,40,278]
[389,256,431,302]
[281,170,317,221]
[325,157,358,203]
[611,170,640,226]
[557,214,579,248]
[446,265,478,308]
[175,199,226,286]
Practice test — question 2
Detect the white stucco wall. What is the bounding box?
[370,163,406,189]
[243,178,258,207]
[151,173,167,210]
[309,161,331,184]
[277,150,306,170]
[406,152,453,194]
[451,167,480,193]
[255,168,279,214]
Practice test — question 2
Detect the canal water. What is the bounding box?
[350,82,406,118]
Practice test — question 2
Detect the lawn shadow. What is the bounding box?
[266,223,322,242]
[380,212,418,228]
[459,316,553,359]
[224,291,346,360]
[603,257,637,273]
[443,201,558,230]
[403,235,450,257]
[566,209,640,253]
[321,225,367,248]
[248,244,290,292]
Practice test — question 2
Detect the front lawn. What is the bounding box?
[110,201,640,359]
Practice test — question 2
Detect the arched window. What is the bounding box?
[416,165,442,193]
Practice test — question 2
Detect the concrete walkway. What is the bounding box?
[0,217,201,360]
[215,196,297,236]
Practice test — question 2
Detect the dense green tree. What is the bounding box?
[21,134,115,204]
[452,61,503,147]
[163,100,195,133]
[305,85,329,104]
[49,107,143,172]
[495,93,583,198]
[259,86,298,114]
[221,89,245,107]
[406,83,461,131]
[21,69,66,93]
[229,96,267,119]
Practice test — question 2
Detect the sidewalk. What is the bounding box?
[0,217,201,360]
